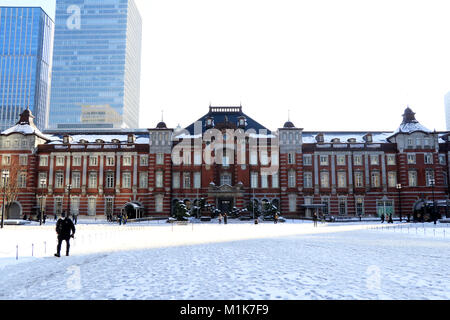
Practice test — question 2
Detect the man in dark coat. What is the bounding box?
[54,212,76,257]
[223,213,228,224]
[381,214,385,223]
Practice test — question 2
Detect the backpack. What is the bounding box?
[56,219,63,234]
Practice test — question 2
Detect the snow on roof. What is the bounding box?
[48,134,149,145]
[391,122,432,136]
[1,124,51,140]
[302,132,392,144]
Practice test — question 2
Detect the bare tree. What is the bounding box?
[1,160,24,219]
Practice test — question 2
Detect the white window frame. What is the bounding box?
[303,155,312,166]
[156,171,164,188]
[183,172,191,189]
[55,172,64,189]
[320,171,330,188]
[106,172,115,189]
[89,156,98,166]
[337,171,347,188]
[87,197,97,216]
[370,155,379,165]
[371,171,380,188]
[408,171,417,187]
[106,156,115,166]
[407,153,416,164]
[156,153,164,165]
[140,155,149,166]
[388,171,397,188]
[172,173,180,189]
[353,155,362,166]
[272,172,279,188]
[304,172,313,188]
[261,173,268,189]
[139,172,148,188]
[122,156,132,166]
[288,170,296,188]
[386,155,396,166]
[19,155,27,166]
[194,172,201,189]
[88,172,98,189]
[250,172,258,188]
[72,171,81,188]
[336,155,346,166]
[122,172,132,188]
[56,156,65,167]
[424,153,433,165]
[72,156,82,167]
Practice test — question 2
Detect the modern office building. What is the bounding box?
[445,92,450,131]
[0,7,54,131]
[49,0,142,130]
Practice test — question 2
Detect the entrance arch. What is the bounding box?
[123,202,144,219]
[8,202,22,219]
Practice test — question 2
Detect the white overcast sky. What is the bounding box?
[2,0,450,132]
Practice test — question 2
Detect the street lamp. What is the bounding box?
[66,184,72,218]
[396,184,402,222]
[429,178,436,224]
[39,178,46,226]
[252,187,256,222]
[1,172,9,229]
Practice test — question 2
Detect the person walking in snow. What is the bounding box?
[381,214,385,223]
[118,213,122,225]
[274,213,279,224]
[223,213,228,224]
[218,213,223,224]
[388,214,393,224]
[54,211,76,257]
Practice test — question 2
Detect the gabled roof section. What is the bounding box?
[1,109,51,141]
[388,107,432,141]
[184,106,271,135]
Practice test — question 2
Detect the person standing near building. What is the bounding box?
[224,213,228,225]
[54,212,76,257]
[274,213,279,224]
[218,214,223,224]
[73,211,78,225]
[313,211,318,227]
[381,214,385,223]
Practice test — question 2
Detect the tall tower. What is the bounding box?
[49,0,142,130]
[445,92,450,131]
[0,7,54,131]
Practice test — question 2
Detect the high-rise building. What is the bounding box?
[0,7,54,131]
[49,0,142,130]
[445,92,450,131]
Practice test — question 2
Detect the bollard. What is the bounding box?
[16,245,18,260]
[32,244,34,257]
[44,241,46,254]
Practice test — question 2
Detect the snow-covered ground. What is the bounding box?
[0,219,449,300]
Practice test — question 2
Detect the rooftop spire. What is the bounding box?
[402,106,418,124]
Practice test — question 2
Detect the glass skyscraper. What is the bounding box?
[0,7,54,131]
[49,0,142,130]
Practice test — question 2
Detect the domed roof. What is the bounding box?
[283,121,295,128]
[156,121,167,129]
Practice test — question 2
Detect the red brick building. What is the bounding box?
[1,106,449,221]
